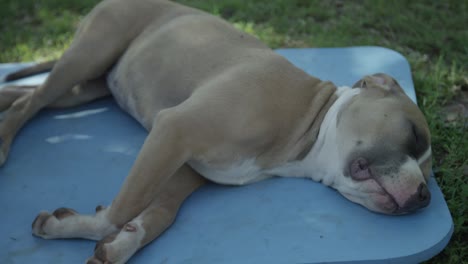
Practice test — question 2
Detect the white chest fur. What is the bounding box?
[188,159,271,185]
[267,86,361,185]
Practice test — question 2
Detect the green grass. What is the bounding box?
[0,0,466,262]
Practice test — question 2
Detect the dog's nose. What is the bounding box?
[401,183,431,212]
[418,183,430,203]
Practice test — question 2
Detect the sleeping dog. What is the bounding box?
[0,0,432,263]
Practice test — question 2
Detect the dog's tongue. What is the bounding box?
[350,158,371,180]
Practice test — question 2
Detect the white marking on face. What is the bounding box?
[417,146,432,165]
[384,157,425,206]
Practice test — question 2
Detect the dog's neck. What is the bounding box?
[268,86,361,185]
[279,80,339,164]
[304,86,360,185]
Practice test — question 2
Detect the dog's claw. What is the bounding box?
[32,211,52,237]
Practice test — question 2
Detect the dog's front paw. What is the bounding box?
[87,232,119,264]
[32,208,78,238]
[87,223,142,264]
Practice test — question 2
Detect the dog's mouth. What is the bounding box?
[348,158,404,215]
[349,159,432,215]
[364,179,402,215]
[375,183,402,215]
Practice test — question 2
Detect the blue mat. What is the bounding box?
[0,47,453,263]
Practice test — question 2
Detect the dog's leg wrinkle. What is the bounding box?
[87,165,205,264]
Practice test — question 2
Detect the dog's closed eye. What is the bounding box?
[407,122,427,159]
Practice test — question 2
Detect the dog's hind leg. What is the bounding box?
[32,165,205,263]
[46,77,111,108]
[0,78,110,111]
[0,74,114,165]
[0,85,36,112]
[4,60,57,82]
[0,0,155,165]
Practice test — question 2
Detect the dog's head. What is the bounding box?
[332,73,432,215]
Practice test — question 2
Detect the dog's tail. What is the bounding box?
[4,60,57,82]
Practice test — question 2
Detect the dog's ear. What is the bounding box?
[352,73,405,94]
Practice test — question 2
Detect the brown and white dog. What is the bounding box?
[0,0,432,263]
